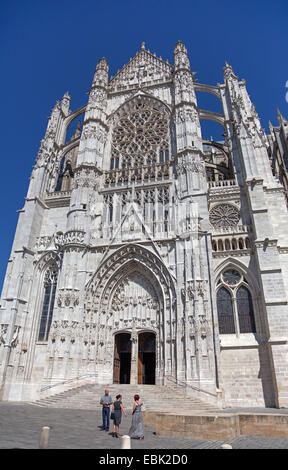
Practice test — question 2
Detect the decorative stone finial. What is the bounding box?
[223,62,237,80]
[141,42,145,50]
[96,57,109,71]
[61,92,70,115]
[277,108,287,124]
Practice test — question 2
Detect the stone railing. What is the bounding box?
[104,162,171,188]
[211,224,252,235]
[208,179,236,189]
[46,190,72,199]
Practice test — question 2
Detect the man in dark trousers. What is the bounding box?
[100,389,113,431]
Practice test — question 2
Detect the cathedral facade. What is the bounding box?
[1,42,288,408]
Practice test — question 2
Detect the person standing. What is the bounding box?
[100,389,113,431]
[129,394,144,440]
[112,394,127,438]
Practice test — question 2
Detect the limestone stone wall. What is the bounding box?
[219,338,276,407]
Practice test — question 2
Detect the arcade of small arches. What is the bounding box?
[212,236,251,252]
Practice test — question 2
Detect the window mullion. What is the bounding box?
[232,292,240,337]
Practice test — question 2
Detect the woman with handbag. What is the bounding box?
[111,394,127,438]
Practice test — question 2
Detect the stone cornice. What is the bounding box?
[82,117,109,132]
[212,249,251,258]
[25,196,48,210]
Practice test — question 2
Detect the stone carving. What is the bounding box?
[0,325,21,348]
[73,165,100,190]
[62,230,85,246]
[209,203,240,228]
[175,107,198,124]
[182,280,207,302]
[11,326,21,347]
[82,123,106,142]
[176,159,206,175]
[34,102,60,169]
[57,289,80,308]
[35,236,53,251]
[49,320,81,343]
[0,324,8,345]
[36,251,63,272]
[108,48,172,92]
[88,88,106,105]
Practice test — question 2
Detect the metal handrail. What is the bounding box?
[40,373,97,392]
[165,375,217,398]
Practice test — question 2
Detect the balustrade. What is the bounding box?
[104,162,171,188]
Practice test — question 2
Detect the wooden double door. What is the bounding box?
[113,332,156,384]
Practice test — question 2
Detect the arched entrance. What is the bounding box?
[138,332,156,384]
[113,333,131,384]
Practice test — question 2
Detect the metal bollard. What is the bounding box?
[221,444,233,449]
[121,435,131,449]
[39,426,50,449]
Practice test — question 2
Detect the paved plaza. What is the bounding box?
[0,402,288,449]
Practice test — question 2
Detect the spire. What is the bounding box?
[268,120,274,135]
[277,108,287,125]
[223,62,237,81]
[61,91,71,115]
[73,121,81,139]
[174,40,190,70]
[92,57,109,87]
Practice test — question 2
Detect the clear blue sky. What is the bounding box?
[0,0,287,293]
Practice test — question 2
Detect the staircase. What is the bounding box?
[28,383,218,412]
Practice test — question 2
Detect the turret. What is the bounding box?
[174,40,190,71]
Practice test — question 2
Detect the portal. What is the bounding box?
[113,333,131,384]
[138,332,156,384]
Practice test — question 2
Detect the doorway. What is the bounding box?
[138,332,156,384]
[113,333,131,384]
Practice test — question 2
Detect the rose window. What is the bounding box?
[111,101,169,169]
[209,204,240,228]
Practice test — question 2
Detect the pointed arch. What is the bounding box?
[216,287,235,334]
[215,258,258,335]
[86,243,176,311]
[34,251,62,342]
[38,264,58,341]
[214,257,260,294]
[84,244,177,382]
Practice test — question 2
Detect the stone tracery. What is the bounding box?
[111,99,170,169]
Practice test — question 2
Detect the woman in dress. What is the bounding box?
[112,394,127,438]
[129,394,144,440]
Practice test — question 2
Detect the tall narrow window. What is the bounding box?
[38,266,58,341]
[217,287,235,334]
[216,269,257,335]
[237,286,256,333]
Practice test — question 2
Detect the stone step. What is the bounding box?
[28,383,217,411]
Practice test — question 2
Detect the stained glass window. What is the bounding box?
[38,267,58,341]
[236,286,256,333]
[217,287,235,334]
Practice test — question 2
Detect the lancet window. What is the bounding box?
[110,100,170,170]
[38,265,58,341]
[216,269,256,334]
[54,145,78,192]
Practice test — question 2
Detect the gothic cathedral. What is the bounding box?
[1,42,288,408]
